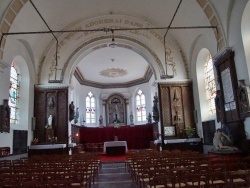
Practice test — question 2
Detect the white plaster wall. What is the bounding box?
[0,37,35,152]
[228,0,249,84]
[242,1,250,86]
[190,34,218,138]
[228,0,250,139]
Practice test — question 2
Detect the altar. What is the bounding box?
[104,141,128,156]
[28,144,67,157]
[162,138,203,152]
[76,123,155,150]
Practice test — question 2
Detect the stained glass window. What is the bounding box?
[136,89,146,121]
[204,54,216,114]
[8,62,20,124]
[86,92,96,124]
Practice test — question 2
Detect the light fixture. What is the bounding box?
[108,29,118,48]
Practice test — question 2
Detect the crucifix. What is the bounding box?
[111,98,121,123]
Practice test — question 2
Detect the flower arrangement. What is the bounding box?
[184,126,196,138]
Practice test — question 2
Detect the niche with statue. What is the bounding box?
[34,87,68,143]
[158,82,196,138]
[105,94,127,126]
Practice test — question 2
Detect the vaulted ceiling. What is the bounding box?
[0,0,228,86]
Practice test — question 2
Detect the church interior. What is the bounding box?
[1,0,250,187]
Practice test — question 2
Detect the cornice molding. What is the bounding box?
[34,84,70,90]
[74,66,153,89]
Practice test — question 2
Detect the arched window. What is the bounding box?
[136,89,146,122]
[9,62,20,124]
[86,92,96,124]
[204,54,216,114]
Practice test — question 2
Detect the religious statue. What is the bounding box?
[152,95,159,121]
[48,115,52,126]
[130,111,134,125]
[213,128,238,151]
[74,107,79,124]
[45,115,53,129]
[238,84,250,116]
[48,97,55,108]
[81,114,85,126]
[147,112,152,123]
[1,99,10,133]
[99,115,103,126]
[69,101,75,122]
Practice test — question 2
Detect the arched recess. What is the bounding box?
[1,36,36,148]
[12,56,30,130]
[190,32,218,137]
[241,0,250,83]
[105,93,127,125]
[196,48,216,122]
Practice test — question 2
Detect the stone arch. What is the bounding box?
[0,0,226,69]
[61,35,164,85]
[196,0,226,50]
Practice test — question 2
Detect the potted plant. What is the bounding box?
[184,126,196,138]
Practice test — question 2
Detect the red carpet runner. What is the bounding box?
[99,154,126,163]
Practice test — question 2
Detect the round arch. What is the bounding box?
[196,48,216,122]
[12,55,31,130]
[59,35,163,85]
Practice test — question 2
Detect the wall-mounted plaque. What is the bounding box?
[164,126,176,136]
[221,68,236,112]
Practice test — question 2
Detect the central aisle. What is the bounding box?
[92,162,136,188]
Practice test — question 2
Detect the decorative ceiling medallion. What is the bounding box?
[100,68,128,78]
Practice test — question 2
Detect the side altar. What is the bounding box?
[28,144,67,157]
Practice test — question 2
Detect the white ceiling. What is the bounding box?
[78,46,149,84]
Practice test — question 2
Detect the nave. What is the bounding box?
[1,150,250,187]
[92,162,136,188]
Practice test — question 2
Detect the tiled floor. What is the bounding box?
[92,162,136,188]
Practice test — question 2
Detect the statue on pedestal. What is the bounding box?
[69,101,75,122]
[81,114,85,126]
[45,115,53,129]
[130,111,134,125]
[147,113,152,123]
[152,95,159,121]
[99,115,103,126]
[74,107,79,124]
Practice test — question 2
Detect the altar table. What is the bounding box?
[29,144,66,149]
[104,141,128,155]
[28,144,67,157]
